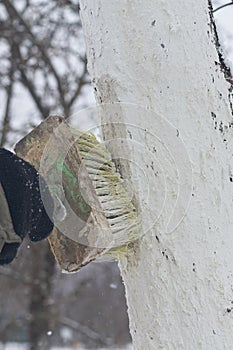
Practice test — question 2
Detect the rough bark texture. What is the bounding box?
[80,1,233,349]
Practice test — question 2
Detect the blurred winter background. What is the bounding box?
[0,0,232,349]
[0,1,131,349]
[213,0,233,70]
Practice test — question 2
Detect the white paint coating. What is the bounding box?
[80,1,233,349]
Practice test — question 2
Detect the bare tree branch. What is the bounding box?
[0,57,14,146]
[3,0,71,116]
[59,316,111,346]
[14,44,50,118]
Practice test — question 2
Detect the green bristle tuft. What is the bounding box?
[72,128,141,258]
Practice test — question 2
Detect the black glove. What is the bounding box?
[0,148,54,265]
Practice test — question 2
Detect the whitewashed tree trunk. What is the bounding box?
[79,1,233,349]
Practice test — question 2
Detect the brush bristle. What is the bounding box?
[72,128,141,251]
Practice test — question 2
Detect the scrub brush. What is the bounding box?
[15,116,141,272]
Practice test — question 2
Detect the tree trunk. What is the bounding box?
[80,1,233,349]
[28,241,55,350]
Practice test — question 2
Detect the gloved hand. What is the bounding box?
[0,148,54,265]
